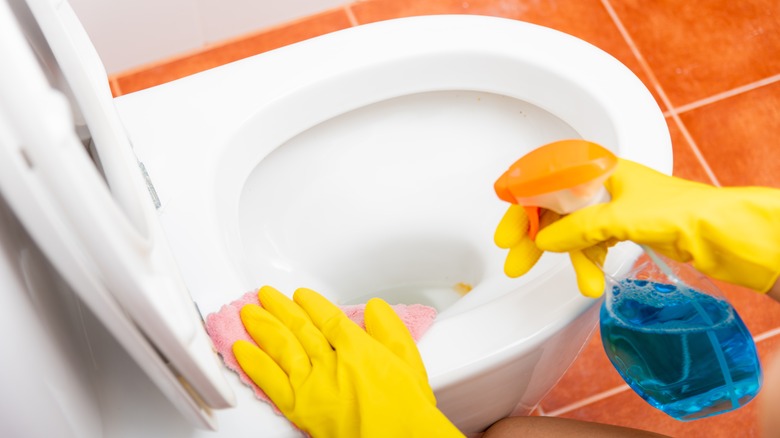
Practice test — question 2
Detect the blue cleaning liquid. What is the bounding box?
[600,279,762,421]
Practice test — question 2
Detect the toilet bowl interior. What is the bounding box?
[207,39,638,315]
[234,89,580,311]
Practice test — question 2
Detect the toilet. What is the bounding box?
[0,0,672,436]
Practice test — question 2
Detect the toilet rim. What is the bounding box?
[115,15,671,308]
[214,14,671,213]
[123,15,670,384]
[208,15,671,284]
[120,17,671,319]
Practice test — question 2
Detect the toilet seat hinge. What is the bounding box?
[137,160,161,210]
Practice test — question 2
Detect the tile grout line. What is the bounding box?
[108,75,122,98]
[544,384,631,417]
[599,0,721,187]
[755,326,780,344]
[667,73,780,116]
[344,3,359,27]
[669,114,721,186]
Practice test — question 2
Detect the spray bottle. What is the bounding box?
[494,139,762,421]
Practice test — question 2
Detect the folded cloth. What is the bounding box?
[205,291,437,413]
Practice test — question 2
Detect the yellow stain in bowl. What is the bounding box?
[453,282,473,296]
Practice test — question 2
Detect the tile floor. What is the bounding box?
[108,1,780,436]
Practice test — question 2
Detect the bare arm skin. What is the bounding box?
[482,417,671,438]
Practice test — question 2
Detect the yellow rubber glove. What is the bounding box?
[233,286,464,438]
[495,205,608,297]
[534,159,780,297]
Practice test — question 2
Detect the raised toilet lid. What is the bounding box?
[0,0,233,430]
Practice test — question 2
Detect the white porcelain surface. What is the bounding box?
[0,198,103,438]
[111,15,670,435]
[234,90,577,308]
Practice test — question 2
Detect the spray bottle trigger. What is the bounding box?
[524,205,540,241]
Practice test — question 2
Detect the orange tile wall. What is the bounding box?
[109,1,780,436]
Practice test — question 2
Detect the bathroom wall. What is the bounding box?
[68,0,346,73]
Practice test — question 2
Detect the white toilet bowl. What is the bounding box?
[3,1,671,436]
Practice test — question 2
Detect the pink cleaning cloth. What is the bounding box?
[205,290,437,413]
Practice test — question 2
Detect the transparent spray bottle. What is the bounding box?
[494,140,762,421]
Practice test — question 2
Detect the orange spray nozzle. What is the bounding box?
[523,206,541,240]
[494,139,618,239]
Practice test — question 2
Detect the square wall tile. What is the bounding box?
[608,0,780,107]
[678,80,780,187]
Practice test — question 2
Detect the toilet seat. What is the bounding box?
[2,0,671,434]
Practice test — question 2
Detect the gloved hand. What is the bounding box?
[233,286,464,438]
[495,205,607,297]
[525,159,780,297]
